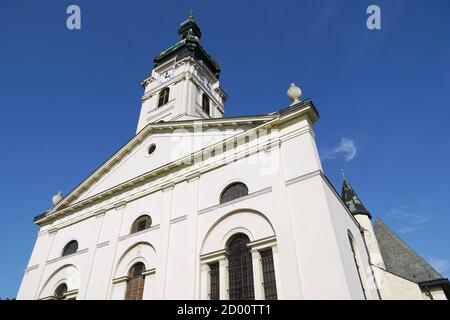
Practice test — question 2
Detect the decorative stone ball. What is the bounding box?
[287,83,302,103]
[52,191,63,206]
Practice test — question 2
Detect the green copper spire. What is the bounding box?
[341,171,372,219]
[153,12,221,79]
[178,11,202,40]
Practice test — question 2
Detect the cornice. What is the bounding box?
[198,187,272,215]
[142,268,156,276]
[25,264,40,273]
[200,249,229,263]
[170,215,187,224]
[112,276,128,284]
[248,235,277,251]
[118,224,160,242]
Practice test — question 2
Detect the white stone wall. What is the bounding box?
[17,113,378,300]
[373,267,424,300]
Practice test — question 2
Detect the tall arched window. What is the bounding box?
[125,262,146,300]
[62,240,78,257]
[202,93,210,115]
[130,215,152,234]
[54,283,68,300]
[158,87,170,107]
[220,182,249,204]
[227,233,254,300]
[348,232,367,299]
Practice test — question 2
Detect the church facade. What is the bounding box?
[17,15,449,300]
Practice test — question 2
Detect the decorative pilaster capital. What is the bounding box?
[114,201,127,210]
[161,182,175,192]
[186,172,201,183]
[94,209,106,218]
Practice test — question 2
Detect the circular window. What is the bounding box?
[148,144,156,155]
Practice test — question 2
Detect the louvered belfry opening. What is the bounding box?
[125,262,145,300]
[260,248,278,300]
[227,233,255,300]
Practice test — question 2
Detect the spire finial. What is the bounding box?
[341,168,346,180]
[188,10,194,19]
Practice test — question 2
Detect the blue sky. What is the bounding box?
[0,0,449,298]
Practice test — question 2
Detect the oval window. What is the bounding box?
[148,144,156,155]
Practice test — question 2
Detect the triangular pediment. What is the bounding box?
[43,116,273,217]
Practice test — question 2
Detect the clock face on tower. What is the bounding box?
[158,69,174,84]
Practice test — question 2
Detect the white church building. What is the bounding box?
[17,14,449,300]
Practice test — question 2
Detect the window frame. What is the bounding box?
[202,93,210,115]
[147,144,156,156]
[54,283,68,300]
[157,87,170,107]
[260,248,278,300]
[130,215,152,234]
[220,182,249,204]
[208,262,220,300]
[125,262,146,300]
[227,233,255,300]
[61,240,78,257]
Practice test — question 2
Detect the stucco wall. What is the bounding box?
[17,113,374,300]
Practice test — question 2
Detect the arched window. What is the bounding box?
[54,283,68,300]
[125,262,145,300]
[202,93,210,115]
[62,240,78,256]
[220,182,249,204]
[227,233,254,300]
[130,215,152,234]
[348,232,367,299]
[158,87,170,107]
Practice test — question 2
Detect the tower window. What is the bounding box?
[131,215,152,234]
[208,262,220,300]
[227,233,254,300]
[260,248,278,300]
[62,240,78,257]
[54,283,68,300]
[125,262,145,300]
[202,93,210,115]
[220,182,249,204]
[158,87,170,107]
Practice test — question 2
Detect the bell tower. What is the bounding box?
[136,13,227,133]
